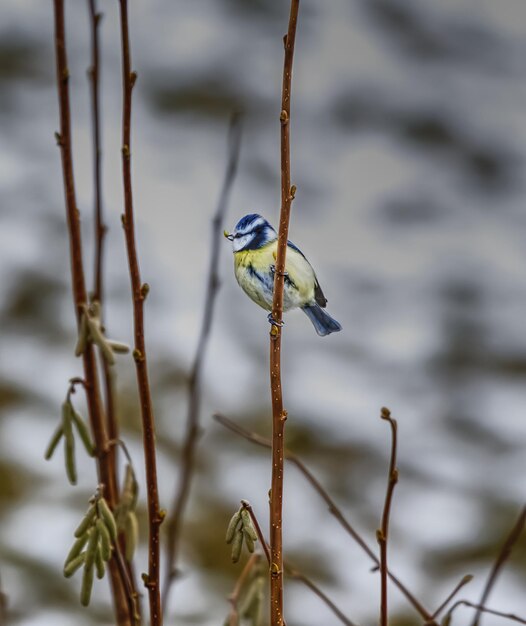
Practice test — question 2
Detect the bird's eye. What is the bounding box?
[234,233,241,239]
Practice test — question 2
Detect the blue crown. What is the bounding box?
[234,214,270,235]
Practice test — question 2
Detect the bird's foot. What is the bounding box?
[270,265,288,277]
[267,313,284,328]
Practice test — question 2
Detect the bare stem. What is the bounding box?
[0,572,6,626]
[87,0,105,304]
[284,565,359,626]
[431,574,473,620]
[213,413,437,625]
[53,2,131,622]
[470,504,526,626]
[241,500,355,626]
[269,3,300,625]
[117,1,162,624]
[377,407,398,626]
[86,0,123,525]
[241,500,271,564]
[448,600,526,625]
[162,114,242,613]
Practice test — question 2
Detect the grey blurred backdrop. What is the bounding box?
[1,0,526,625]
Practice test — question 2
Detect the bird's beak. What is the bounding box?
[224,230,234,241]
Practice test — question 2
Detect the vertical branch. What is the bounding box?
[0,573,6,626]
[87,2,141,617]
[87,0,105,305]
[86,0,120,511]
[471,504,526,626]
[242,500,356,626]
[52,2,131,623]
[162,114,242,613]
[117,2,163,625]
[377,407,398,626]
[214,412,438,625]
[269,3,300,625]
[85,17,123,492]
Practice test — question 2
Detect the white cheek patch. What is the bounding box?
[233,234,252,252]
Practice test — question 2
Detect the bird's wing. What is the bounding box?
[287,240,328,308]
[314,279,328,308]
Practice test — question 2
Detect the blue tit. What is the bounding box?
[224,214,342,336]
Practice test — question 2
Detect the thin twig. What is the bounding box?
[431,574,473,620]
[226,553,262,626]
[377,407,398,626]
[87,0,105,305]
[113,541,142,624]
[117,2,162,625]
[241,500,356,626]
[53,3,131,623]
[86,0,121,520]
[470,504,526,626]
[213,413,438,625]
[241,500,271,564]
[269,3,300,625]
[285,565,359,626]
[162,114,243,613]
[447,600,526,625]
[87,1,140,616]
[0,572,6,626]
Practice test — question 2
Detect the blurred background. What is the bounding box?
[1,0,526,624]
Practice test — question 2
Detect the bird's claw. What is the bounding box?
[267,313,284,328]
[270,265,288,277]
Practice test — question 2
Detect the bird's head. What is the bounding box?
[224,214,277,252]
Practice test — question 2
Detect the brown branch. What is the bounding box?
[0,572,6,626]
[447,600,526,625]
[86,2,140,616]
[113,540,142,624]
[241,500,356,626]
[285,566,359,626]
[117,2,162,625]
[226,553,262,626]
[470,504,526,626]
[269,3,300,625]
[53,2,131,623]
[430,574,473,621]
[213,413,438,625]
[86,0,121,500]
[162,114,243,613]
[377,407,398,626]
[241,500,271,564]
[87,0,105,304]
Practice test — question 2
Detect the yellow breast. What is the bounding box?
[233,240,317,311]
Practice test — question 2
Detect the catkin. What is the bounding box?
[63,552,86,578]
[44,424,64,460]
[226,510,242,544]
[97,498,117,542]
[125,511,139,561]
[71,410,95,456]
[74,505,97,538]
[231,528,244,563]
[80,561,95,607]
[96,518,112,561]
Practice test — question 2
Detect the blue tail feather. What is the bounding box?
[301,304,342,337]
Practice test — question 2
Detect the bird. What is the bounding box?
[224,214,342,336]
